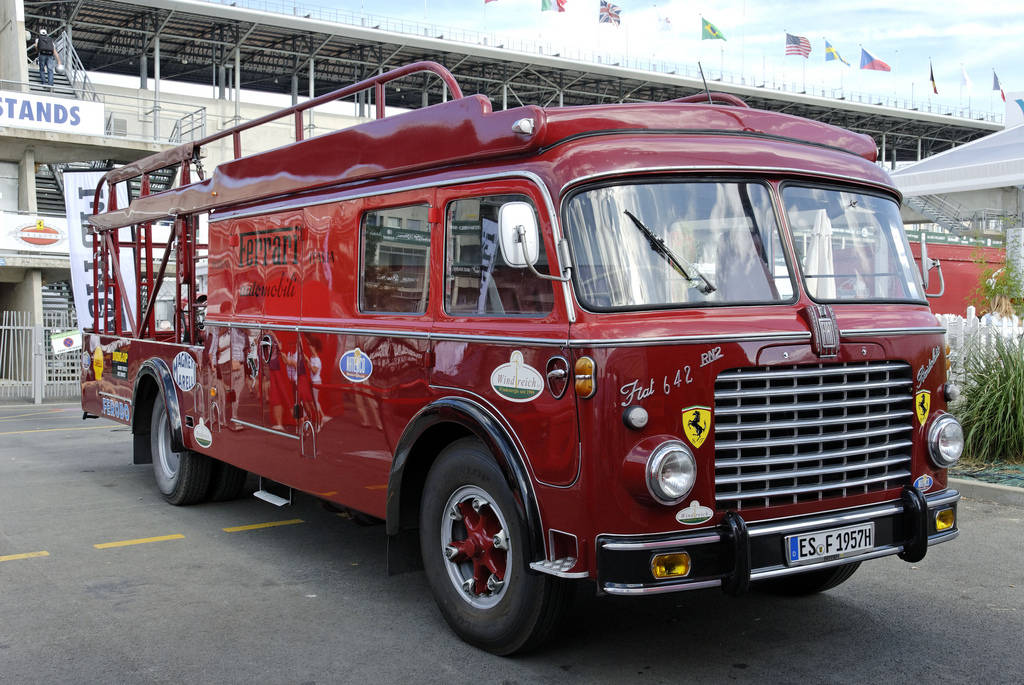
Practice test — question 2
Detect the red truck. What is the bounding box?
[82,62,963,654]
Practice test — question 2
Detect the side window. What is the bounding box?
[445,195,553,316]
[360,204,430,314]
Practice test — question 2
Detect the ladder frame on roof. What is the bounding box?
[86,61,464,344]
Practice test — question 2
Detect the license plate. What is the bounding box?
[784,522,875,567]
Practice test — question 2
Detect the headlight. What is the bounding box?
[646,440,696,505]
[927,414,964,468]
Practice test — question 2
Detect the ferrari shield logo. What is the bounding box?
[915,390,931,425]
[682,406,712,449]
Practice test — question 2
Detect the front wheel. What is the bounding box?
[150,401,211,505]
[755,561,861,596]
[419,438,571,655]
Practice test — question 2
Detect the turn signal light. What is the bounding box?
[651,552,691,579]
[935,508,955,532]
[574,356,596,399]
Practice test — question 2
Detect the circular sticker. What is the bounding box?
[173,351,197,392]
[339,347,372,383]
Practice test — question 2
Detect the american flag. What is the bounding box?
[599,0,621,26]
[785,33,811,58]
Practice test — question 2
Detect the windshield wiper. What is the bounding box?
[623,210,716,294]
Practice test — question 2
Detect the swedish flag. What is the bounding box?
[824,39,849,66]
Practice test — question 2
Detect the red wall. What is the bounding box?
[909,242,1005,315]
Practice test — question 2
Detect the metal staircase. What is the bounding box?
[904,195,969,235]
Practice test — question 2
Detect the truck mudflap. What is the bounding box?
[596,487,960,596]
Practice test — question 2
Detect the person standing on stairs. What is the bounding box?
[31,28,63,88]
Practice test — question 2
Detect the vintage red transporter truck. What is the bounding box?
[82,62,963,654]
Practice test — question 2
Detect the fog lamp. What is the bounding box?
[935,508,955,532]
[651,552,691,579]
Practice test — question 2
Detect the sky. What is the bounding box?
[307,0,1023,119]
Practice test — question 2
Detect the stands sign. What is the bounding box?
[0,90,104,136]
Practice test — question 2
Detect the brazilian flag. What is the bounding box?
[701,17,726,41]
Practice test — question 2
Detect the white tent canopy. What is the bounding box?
[895,124,1024,196]
[894,124,1023,228]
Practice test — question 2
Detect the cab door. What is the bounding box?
[222,210,304,482]
[430,182,579,485]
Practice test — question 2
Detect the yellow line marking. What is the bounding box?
[365,484,387,490]
[0,409,72,421]
[0,550,50,562]
[94,534,184,549]
[0,426,112,436]
[223,518,304,533]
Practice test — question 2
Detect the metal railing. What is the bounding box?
[54,33,100,103]
[169,107,209,143]
[204,0,1004,125]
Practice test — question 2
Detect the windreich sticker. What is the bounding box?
[490,351,543,402]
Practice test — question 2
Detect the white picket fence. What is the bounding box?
[938,306,1024,384]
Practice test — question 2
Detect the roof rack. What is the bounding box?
[88,61,463,342]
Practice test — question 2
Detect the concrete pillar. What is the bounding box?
[140,49,148,90]
[880,133,886,166]
[502,83,507,110]
[291,72,298,105]
[0,0,30,88]
[8,268,43,323]
[153,34,161,141]
[18,148,36,213]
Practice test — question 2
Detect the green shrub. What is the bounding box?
[953,335,1024,464]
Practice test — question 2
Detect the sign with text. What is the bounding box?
[0,90,104,136]
[62,171,134,332]
[0,213,69,254]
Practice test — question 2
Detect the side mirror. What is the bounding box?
[498,202,539,268]
[919,235,945,298]
[920,237,930,290]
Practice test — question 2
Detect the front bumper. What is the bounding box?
[596,486,959,596]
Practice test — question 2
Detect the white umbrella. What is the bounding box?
[805,209,836,298]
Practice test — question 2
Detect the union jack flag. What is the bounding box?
[785,33,811,58]
[599,1,621,26]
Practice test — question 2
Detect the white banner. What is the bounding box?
[0,90,105,136]
[63,171,135,332]
[0,213,69,254]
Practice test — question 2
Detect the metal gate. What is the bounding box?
[0,311,33,402]
[0,310,82,403]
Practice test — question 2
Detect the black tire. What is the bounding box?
[207,460,248,502]
[150,401,211,505]
[419,438,571,655]
[755,561,861,596]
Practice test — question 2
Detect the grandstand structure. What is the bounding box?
[23,0,1001,164]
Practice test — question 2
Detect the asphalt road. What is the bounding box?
[1,403,1022,684]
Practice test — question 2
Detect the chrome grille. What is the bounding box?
[713,361,914,511]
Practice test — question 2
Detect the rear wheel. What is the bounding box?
[755,562,861,596]
[207,460,248,501]
[419,438,571,655]
[150,401,211,505]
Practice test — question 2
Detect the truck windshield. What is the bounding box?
[782,185,925,302]
[564,181,794,310]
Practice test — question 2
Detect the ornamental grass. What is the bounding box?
[953,335,1024,465]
